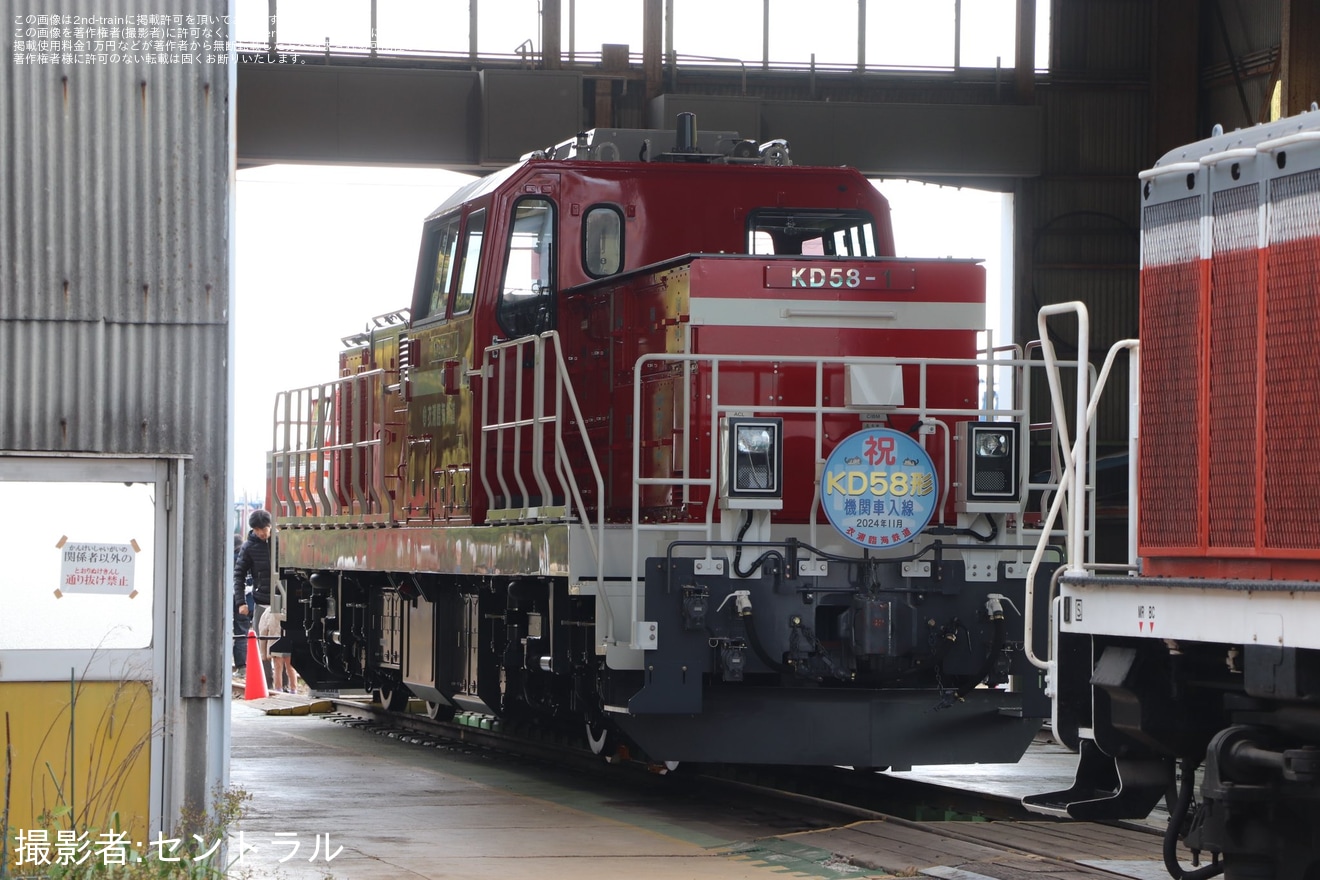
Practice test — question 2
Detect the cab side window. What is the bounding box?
[497,197,555,337]
[411,213,461,322]
[583,205,623,278]
[452,208,486,316]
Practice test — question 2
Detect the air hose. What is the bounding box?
[721,590,791,673]
[1164,758,1224,880]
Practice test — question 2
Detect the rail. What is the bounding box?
[269,369,397,526]
[626,348,1092,650]
[477,332,607,601]
[1023,301,1138,690]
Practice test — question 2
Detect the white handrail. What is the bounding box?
[476,333,608,623]
[1024,300,1138,679]
[1024,303,1090,677]
[1137,160,1200,181]
[543,333,607,624]
[271,369,397,524]
[1256,131,1320,152]
[627,349,1075,650]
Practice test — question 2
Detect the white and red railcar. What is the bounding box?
[1030,107,1320,880]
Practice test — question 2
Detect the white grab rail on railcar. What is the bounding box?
[1024,301,1139,689]
[626,349,1092,651]
[270,368,397,526]
[477,331,608,623]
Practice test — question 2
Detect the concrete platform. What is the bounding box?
[230,700,847,879]
[230,700,1175,880]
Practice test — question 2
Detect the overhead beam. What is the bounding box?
[651,94,1041,183]
[237,61,1042,181]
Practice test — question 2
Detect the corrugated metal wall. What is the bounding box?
[1016,0,1151,461]
[0,0,231,819]
[1018,0,1282,466]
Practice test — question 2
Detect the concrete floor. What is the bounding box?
[229,700,1167,880]
[892,738,1169,832]
[229,701,852,880]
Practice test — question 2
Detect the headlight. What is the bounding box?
[721,417,784,509]
[737,427,773,456]
[975,431,1010,458]
[957,421,1021,511]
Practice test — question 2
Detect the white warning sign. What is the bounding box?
[56,539,139,598]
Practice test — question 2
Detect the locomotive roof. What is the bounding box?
[1145,103,1320,173]
[424,162,524,221]
[423,155,872,224]
[424,121,866,222]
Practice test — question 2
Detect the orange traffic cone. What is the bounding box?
[244,630,268,700]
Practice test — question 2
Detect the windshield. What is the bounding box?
[747,209,878,257]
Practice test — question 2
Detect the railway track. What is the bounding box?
[238,688,1190,878]
[318,694,1138,826]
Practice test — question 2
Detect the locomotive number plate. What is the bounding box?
[764,265,916,291]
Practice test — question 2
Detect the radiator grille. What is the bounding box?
[1138,196,1202,551]
[1264,168,1320,550]
[1207,184,1259,548]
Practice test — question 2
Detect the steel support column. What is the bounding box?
[644,0,662,102]
[1015,0,1035,103]
[1150,0,1200,161]
[1283,0,1320,116]
[543,0,561,70]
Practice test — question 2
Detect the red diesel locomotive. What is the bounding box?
[268,116,1062,769]
[1027,107,1320,879]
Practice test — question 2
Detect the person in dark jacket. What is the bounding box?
[234,508,274,685]
[232,534,251,672]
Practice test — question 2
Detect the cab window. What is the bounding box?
[497,197,556,338]
[582,205,623,278]
[747,210,877,256]
[452,208,486,316]
[412,213,461,322]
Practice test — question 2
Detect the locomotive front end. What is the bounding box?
[581,245,1056,768]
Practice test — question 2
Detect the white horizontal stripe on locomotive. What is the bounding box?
[688,297,986,330]
[1059,580,1320,650]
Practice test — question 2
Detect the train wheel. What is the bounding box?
[425,701,454,722]
[376,687,410,712]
